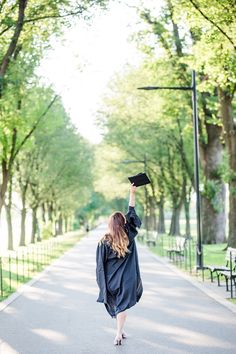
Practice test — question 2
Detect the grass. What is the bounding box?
[228,298,236,304]
[138,228,229,282]
[202,243,227,266]
[0,230,84,302]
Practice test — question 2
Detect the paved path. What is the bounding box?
[0,225,236,354]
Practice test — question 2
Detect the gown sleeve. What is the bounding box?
[96,241,108,303]
[125,206,142,242]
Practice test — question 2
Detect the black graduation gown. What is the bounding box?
[96,206,143,318]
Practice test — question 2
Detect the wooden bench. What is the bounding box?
[146,231,158,247]
[220,269,236,292]
[204,247,236,285]
[137,231,145,242]
[219,249,236,294]
[146,238,157,247]
[137,234,145,242]
[165,236,187,261]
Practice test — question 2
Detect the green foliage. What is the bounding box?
[97,60,194,215]
[18,85,94,218]
[41,221,53,239]
[171,0,236,92]
[0,0,109,249]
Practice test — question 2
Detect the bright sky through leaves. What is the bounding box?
[38,1,145,143]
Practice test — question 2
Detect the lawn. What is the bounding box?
[203,243,227,266]
[229,298,236,305]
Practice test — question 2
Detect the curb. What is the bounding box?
[139,243,236,315]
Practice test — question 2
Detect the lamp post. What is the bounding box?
[122,156,149,238]
[138,70,203,269]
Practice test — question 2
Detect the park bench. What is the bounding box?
[137,230,145,242]
[204,247,236,285]
[218,249,236,293]
[220,268,236,292]
[146,231,158,247]
[137,230,157,246]
[165,236,188,261]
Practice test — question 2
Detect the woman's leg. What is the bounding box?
[114,311,127,344]
[116,311,127,336]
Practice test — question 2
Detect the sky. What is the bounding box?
[37,1,147,144]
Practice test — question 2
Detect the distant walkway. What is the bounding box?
[0,225,236,354]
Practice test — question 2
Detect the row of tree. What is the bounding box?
[1,82,95,250]
[96,0,236,247]
[0,0,108,250]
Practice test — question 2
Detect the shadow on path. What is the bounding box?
[0,225,235,354]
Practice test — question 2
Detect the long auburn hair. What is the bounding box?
[100,212,130,258]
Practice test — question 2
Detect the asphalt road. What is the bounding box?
[0,225,236,354]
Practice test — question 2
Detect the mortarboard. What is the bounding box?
[128,172,151,187]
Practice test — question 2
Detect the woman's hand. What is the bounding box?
[130,183,137,194]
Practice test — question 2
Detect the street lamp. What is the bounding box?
[122,155,149,238]
[138,70,203,269]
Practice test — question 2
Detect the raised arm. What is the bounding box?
[126,184,141,239]
[129,183,137,207]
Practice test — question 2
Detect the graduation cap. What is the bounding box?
[128,172,151,187]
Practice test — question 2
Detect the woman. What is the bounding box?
[96,184,143,346]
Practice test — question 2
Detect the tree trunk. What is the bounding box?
[148,196,156,231]
[167,0,183,56]
[200,118,226,243]
[0,0,28,78]
[5,175,13,250]
[20,206,27,246]
[218,88,236,247]
[65,217,68,233]
[68,216,73,231]
[0,159,9,216]
[19,186,27,246]
[169,180,186,236]
[5,203,13,250]
[157,196,166,234]
[58,213,63,235]
[202,187,226,243]
[0,129,17,217]
[31,206,37,243]
[184,192,191,237]
[169,203,181,236]
[36,221,41,242]
[54,219,59,236]
[48,201,53,222]
[41,203,46,223]
[201,185,226,244]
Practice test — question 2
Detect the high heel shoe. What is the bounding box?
[114,335,122,346]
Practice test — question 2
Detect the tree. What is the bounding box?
[0,0,108,229]
[171,0,236,245]
[0,82,58,217]
[138,0,226,243]
[0,0,108,82]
